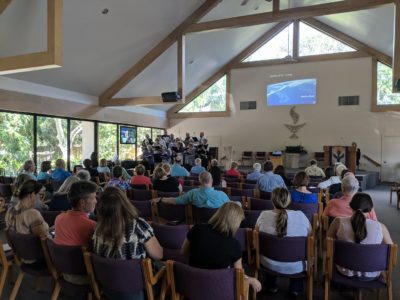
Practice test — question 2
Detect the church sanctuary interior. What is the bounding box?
[1,0,400,299]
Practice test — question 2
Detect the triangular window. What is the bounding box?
[299,22,356,56]
[377,62,400,105]
[178,75,226,113]
[243,23,294,62]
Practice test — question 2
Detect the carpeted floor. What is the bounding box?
[1,185,399,300]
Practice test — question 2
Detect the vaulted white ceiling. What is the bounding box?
[0,0,397,113]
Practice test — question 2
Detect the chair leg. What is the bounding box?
[87,292,93,300]
[51,282,61,300]
[353,290,362,300]
[377,289,382,300]
[159,277,167,300]
[34,276,42,292]
[0,266,9,298]
[388,285,393,300]
[9,270,24,300]
[307,277,313,300]
[323,279,330,300]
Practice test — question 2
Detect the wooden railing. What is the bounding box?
[362,154,381,167]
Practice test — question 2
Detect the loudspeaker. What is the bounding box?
[161,92,181,102]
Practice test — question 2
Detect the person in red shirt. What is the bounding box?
[225,161,241,177]
[54,180,98,247]
[130,164,152,188]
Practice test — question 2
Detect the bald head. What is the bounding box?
[199,171,213,186]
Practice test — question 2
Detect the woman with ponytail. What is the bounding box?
[256,187,311,297]
[328,192,392,278]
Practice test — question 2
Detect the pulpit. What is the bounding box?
[323,145,356,173]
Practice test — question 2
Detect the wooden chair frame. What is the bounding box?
[324,238,398,300]
[253,231,315,300]
[0,243,14,298]
[166,260,248,300]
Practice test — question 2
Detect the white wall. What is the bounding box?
[169,57,400,171]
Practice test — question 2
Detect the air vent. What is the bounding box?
[338,96,359,106]
[240,101,257,110]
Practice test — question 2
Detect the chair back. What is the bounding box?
[229,195,245,206]
[48,194,71,211]
[0,184,13,200]
[152,202,186,223]
[129,189,153,201]
[182,185,196,192]
[155,191,180,198]
[240,210,262,228]
[255,231,309,263]
[51,180,64,192]
[247,197,274,211]
[332,240,392,272]
[90,253,144,293]
[288,202,318,224]
[98,173,107,183]
[245,179,257,184]
[130,200,152,221]
[230,188,255,197]
[242,183,256,189]
[191,206,218,224]
[226,182,240,188]
[130,184,148,190]
[7,230,44,261]
[167,261,237,300]
[46,239,86,275]
[152,223,189,263]
[40,210,62,227]
[259,190,271,200]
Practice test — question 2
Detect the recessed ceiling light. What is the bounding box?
[102,8,109,14]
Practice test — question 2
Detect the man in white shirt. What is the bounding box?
[305,160,325,177]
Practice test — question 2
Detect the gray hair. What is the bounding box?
[76,170,91,181]
[253,163,261,171]
[341,175,359,195]
[199,171,212,185]
[23,160,35,172]
[55,176,80,195]
[195,158,202,166]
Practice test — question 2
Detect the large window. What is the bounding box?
[152,128,165,139]
[98,123,118,161]
[376,62,400,105]
[70,120,95,167]
[244,23,293,62]
[299,22,355,56]
[36,116,67,169]
[0,112,34,176]
[178,76,227,113]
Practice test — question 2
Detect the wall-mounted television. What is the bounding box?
[266,78,317,106]
[119,126,136,144]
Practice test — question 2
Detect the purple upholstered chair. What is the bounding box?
[247,197,274,211]
[224,175,241,182]
[231,188,256,197]
[324,238,397,300]
[191,206,218,224]
[0,184,12,201]
[167,260,247,300]
[40,210,62,227]
[152,223,189,263]
[48,194,71,211]
[240,210,262,228]
[130,200,152,221]
[7,230,50,299]
[182,185,196,192]
[245,179,257,184]
[130,184,149,190]
[227,181,240,188]
[242,183,257,189]
[44,239,91,298]
[84,253,165,300]
[288,202,320,229]
[229,195,245,206]
[129,189,153,201]
[235,228,253,266]
[259,190,271,200]
[152,202,187,224]
[51,180,64,192]
[254,231,315,300]
[155,191,181,198]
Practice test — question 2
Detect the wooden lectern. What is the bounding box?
[323,145,356,173]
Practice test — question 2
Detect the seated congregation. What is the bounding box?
[0,140,397,300]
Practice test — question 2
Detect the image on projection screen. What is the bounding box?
[120,126,136,144]
[266,78,317,106]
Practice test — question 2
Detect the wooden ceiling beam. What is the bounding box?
[393,0,400,92]
[0,0,12,14]
[303,18,392,65]
[178,35,186,101]
[168,21,290,117]
[101,97,169,107]
[185,0,394,34]
[99,0,221,106]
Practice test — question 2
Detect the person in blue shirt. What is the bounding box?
[152,171,229,208]
[20,160,37,180]
[51,159,71,182]
[256,161,286,192]
[170,156,190,177]
[37,161,52,181]
[290,171,318,204]
[190,158,206,175]
[246,163,263,181]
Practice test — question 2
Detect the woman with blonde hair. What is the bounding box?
[54,176,80,195]
[181,202,261,293]
[256,187,311,297]
[152,164,181,192]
